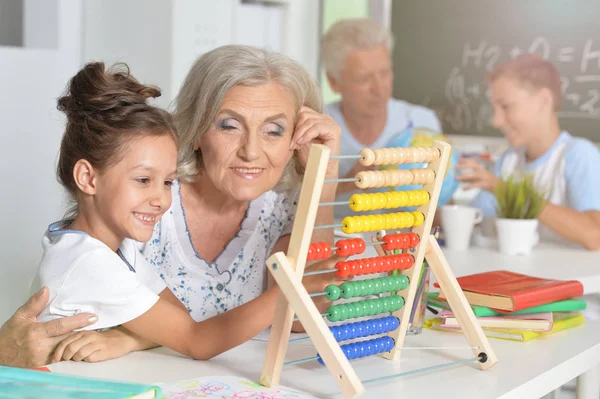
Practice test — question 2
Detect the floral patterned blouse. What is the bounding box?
[140,181,298,321]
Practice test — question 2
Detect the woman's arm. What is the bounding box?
[539,204,600,250]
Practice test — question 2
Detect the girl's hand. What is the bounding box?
[455,157,500,192]
[291,107,342,178]
[52,328,139,363]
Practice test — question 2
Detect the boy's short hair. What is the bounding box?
[486,54,562,111]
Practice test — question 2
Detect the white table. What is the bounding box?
[50,322,600,399]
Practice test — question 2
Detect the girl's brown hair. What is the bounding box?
[56,62,176,203]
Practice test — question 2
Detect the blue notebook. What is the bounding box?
[0,366,161,399]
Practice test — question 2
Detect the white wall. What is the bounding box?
[82,0,173,108]
[0,1,82,323]
[23,0,58,49]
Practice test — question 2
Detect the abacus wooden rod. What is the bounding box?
[261,144,331,387]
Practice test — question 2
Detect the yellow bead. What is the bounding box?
[386,213,397,230]
[405,212,415,228]
[374,193,387,210]
[363,194,373,211]
[384,192,395,209]
[341,217,354,234]
[406,191,416,207]
[376,214,386,230]
[398,191,408,207]
[412,211,425,227]
[349,194,361,212]
[412,191,422,206]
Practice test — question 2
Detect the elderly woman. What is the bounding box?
[51,45,344,363]
[140,44,343,321]
[457,54,600,249]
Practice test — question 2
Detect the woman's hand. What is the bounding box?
[52,327,149,363]
[291,106,342,177]
[455,157,500,193]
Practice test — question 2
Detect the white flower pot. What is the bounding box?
[495,218,539,255]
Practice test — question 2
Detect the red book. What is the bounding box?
[435,271,584,312]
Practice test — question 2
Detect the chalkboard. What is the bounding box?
[391,1,600,141]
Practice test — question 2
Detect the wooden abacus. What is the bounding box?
[260,141,497,398]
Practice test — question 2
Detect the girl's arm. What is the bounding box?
[123,286,281,360]
[538,205,600,250]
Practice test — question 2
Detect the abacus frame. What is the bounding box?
[260,142,497,398]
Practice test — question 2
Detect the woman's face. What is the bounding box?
[489,76,551,149]
[198,82,296,202]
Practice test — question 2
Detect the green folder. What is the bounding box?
[427,292,587,317]
[0,366,161,399]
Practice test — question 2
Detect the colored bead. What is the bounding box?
[413,211,425,227]
[341,217,355,234]
[324,284,341,301]
[348,194,362,212]
[345,304,356,320]
[359,148,375,166]
[355,238,366,254]
[380,297,392,312]
[307,245,315,261]
[335,261,350,278]
[326,306,341,322]
[340,282,354,299]
[398,275,409,290]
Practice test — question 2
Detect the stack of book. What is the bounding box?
[425,271,586,342]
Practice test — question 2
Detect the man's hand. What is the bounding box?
[0,287,97,368]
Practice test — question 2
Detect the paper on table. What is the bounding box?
[158,376,318,399]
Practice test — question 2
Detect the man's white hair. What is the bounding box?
[321,18,394,80]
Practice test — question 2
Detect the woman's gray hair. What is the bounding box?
[173,44,322,191]
[321,18,394,80]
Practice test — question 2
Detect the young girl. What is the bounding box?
[456,54,600,250]
[35,62,283,363]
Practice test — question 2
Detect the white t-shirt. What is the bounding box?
[325,98,441,218]
[35,221,166,330]
[140,181,298,321]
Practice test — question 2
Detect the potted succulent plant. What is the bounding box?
[494,175,546,255]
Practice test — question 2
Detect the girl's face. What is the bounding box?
[94,134,178,245]
[489,77,551,149]
[198,83,295,202]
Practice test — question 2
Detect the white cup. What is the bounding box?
[440,205,483,251]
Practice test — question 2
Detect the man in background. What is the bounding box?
[321,19,441,207]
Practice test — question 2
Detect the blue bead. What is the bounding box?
[356,342,366,359]
[317,354,325,365]
[343,346,353,359]
[341,325,351,341]
[390,316,400,331]
[382,336,394,351]
[350,343,360,359]
[383,317,391,330]
[354,322,363,338]
[363,321,372,337]
[372,339,381,354]
[376,319,385,334]
[349,324,358,339]
[365,342,374,356]
[331,326,342,342]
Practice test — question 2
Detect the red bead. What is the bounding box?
[390,255,400,270]
[349,239,357,256]
[322,243,332,258]
[400,234,410,249]
[405,254,415,268]
[355,238,366,254]
[336,239,351,257]
[307,245,315,261]
[361,259,371,275]
[348,260,358,277]
[355,260,365,276]
[313,243,323,260]
[408,232,420,248]
[382,257,393,272]
[382,235,394,251]
[335,261,350,278]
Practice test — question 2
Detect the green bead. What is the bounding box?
[373,299,384,315]
[365,300,377,316]
[381,296,392,312]
[337,304,348,321]
[326,305,340,322]
[372,279,382,295]
[390,297,402,311]
[346,303,356,319]
[398,275,409,290]
[357,281,368,297]
[340,282,354,299]
[390,276,403,291]
[380,279,389,292]
[365,280,375,296]
[324,284,341,301]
